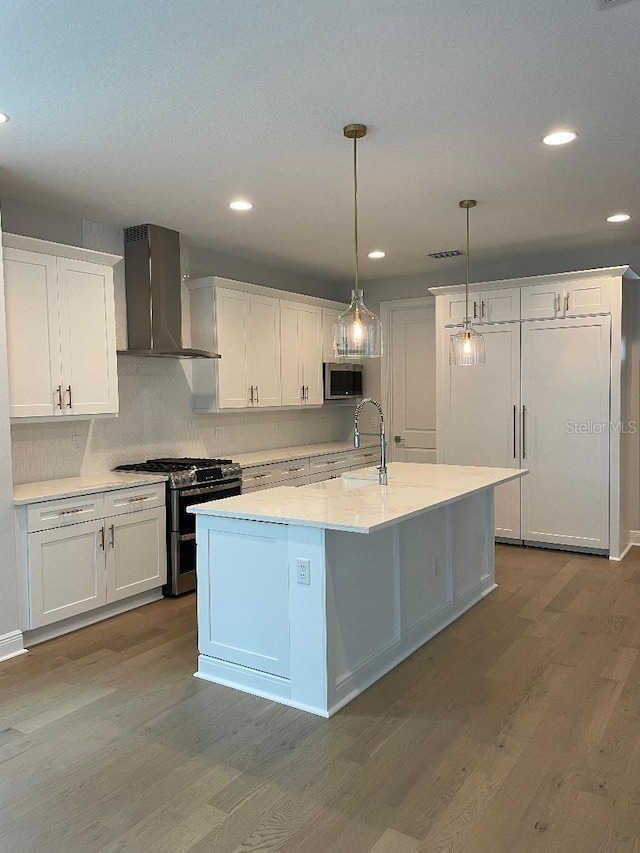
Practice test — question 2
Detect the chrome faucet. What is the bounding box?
[354,398,388,485]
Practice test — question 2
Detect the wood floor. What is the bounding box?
[2,545,640,853]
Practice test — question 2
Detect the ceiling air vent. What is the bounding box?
[427,249,464,259]
[597,0,635,8]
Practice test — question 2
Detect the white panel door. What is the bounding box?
[520,283,562,320]
[57,258,118,415]
[521,316,611,549]
[443,324,521,539]
[564,278,611,317]
[3,248,62,418]
[480,288,520,323]
[301,305,323,404]
[200,520,290,677]
[105,508,167,602]
[248,295,281,407]
[28,519,106,628]
[391,306,437,463]
[280,302,304,406]
[215,288,250,409]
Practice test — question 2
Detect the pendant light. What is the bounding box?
[333,124,383,359]
[450,199,485,366]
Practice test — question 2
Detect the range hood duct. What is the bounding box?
[119,224,220,359]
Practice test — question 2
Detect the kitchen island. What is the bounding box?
[190,462,527,717]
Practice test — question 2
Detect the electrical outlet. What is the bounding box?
[370,415,378,430]
[433,556,440,577]
[296,558,311,585]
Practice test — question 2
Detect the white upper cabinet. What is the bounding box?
[521,277,612,320]
[322,307,340,362]
[3,236,120,420]
[442,287,520,325]
[280,301,322,406]
[189,278,334,412]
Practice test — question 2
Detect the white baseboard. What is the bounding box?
[0,629,26,663]
[629,531,640,546]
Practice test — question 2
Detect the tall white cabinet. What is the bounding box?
[3,234,120,420]
[434,266,640,560]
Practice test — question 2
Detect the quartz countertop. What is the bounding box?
[13,472,168,506]
[234,439,378,469]
[189,462,527,533]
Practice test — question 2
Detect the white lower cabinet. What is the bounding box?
[25,485,166,630]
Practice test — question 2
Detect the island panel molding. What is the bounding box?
[191,463,524,716]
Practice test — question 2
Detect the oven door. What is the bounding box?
[166,479,242,596]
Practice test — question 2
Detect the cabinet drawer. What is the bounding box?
[351,448,381,469]
[309,452,352,476]
[104,484,166,517]
[242,458,310,493]
[27,493,105,532]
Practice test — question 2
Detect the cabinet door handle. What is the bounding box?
[564,293,570,313]
[66,386,72,409]
[481,300,486,319]
[513,405,517,459]
[305,385,309,401]
[255,385,259,404]
[56,386,63,410]
[301,386,305,402]
[473,301,478,319]
[99,526,105,550]
[110,524,115,548]
[249,386,254,403]
[522,405,527,459]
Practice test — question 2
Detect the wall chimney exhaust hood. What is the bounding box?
[119,224,220,359]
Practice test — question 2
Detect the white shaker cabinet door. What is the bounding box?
[248,294,281,407]
[443,323,521,540]
[300,305,322,404]
[520,282,563,320]
[215,288,250,409]
[280,302,304,406]
[57,258,118,416]
[28,519,107,629]
[521,316,611,550]
[3,248,62,418]
[105,507,167,602]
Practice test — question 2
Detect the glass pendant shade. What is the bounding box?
[334,289,382,359]
[450,322,485,366]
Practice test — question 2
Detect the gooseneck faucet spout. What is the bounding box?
[354,398,387,485]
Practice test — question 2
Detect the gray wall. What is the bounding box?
[0,207,19,646]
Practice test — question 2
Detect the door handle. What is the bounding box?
[249,385,254,403]
[109,524,115,548]
[301,385,305,402]
[56,386,63,410]
[481,300,486,319]
[255,385,259,404]
[394,435,405,443]
[564,293,570,313]
[473,300,478,319]
[513,405,517,459]
[99,526,105,550]
[522,405,527,459]
[66,386,72,409]
[305,385,309,401]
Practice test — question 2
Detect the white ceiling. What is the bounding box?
[1,0,639,281]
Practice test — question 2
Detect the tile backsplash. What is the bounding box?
[11,357,354,484]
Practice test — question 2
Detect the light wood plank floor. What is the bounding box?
[2,544,640,853]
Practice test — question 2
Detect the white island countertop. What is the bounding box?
[233,439,377,468]
[13,472,168,505]
[190,462,527,534]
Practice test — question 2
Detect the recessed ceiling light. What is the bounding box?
[368,250,386,259]
[606,213,631,223]
[543,130,577,146]
[0,112,10,124]
[229,200,253,211]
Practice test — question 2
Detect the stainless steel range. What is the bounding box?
[114,458,242,595]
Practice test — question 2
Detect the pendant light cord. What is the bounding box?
[353,134,360,297]
[465,204,470,327]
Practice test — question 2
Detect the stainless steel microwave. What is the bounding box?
[323,362,363,400]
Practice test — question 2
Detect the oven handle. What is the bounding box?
[180,480,242,498]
